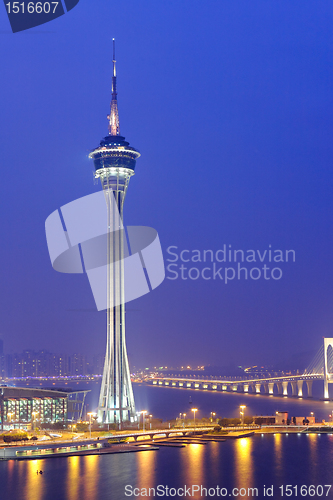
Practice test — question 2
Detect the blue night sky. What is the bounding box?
[1,1,333,369]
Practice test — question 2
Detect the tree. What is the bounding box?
[76,423,89,432]
[3,432,28,443]
[218,418,241,427]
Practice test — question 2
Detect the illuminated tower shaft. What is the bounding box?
[89,40,140,426]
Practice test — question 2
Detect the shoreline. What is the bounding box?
[1,425,332,461]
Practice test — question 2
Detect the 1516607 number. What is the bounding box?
[5,2,59,14]
[279,485,332,496]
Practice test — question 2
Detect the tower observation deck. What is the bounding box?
[89,40,140,427]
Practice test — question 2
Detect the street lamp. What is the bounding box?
[141,411,147,432]
[210,411,216,422]
[240,406,246,426]
[183,413,186,428]
[32,412,39,432]
[149,415,153,430]
[192,408,198,430]
[87,412,94,439]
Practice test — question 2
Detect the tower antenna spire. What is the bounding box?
[108,38,120,135]
[113,38,116,78]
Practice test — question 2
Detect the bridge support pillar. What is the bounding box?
[282,381,288,395]
[306,380,313,398]
[323,338,333,399]
[297,380,303,397]
[276,383,283,395]
[324,379,329,399]
[255,383,261,393]
[291,381,297,396]
[243,384,249,393]
[268,383,274,395]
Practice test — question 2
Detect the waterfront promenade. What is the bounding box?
[1,423,332,460]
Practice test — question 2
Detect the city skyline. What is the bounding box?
[0,342,322,380]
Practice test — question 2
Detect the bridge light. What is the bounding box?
[191,408,198,430]
[240,405,246,426]
[141,411,147,433]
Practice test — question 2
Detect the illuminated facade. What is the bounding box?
[0,387,67,428]
[89,40,139,426]
[0,387,88,428]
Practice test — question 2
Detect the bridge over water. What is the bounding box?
[148,338,333,400]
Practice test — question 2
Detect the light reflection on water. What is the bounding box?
[66,456,80,500]
[308,433,319,485]
[182,443,204,487]
[81,455,99,500]
[273,433,282,478]
[234,438,253,492]
[207,441,220,483]
[25,460,44,500]
[65,454,101,500]
[137,449,156,492]
[1,435,333,500]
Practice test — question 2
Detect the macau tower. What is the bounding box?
[89,40,140,427]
